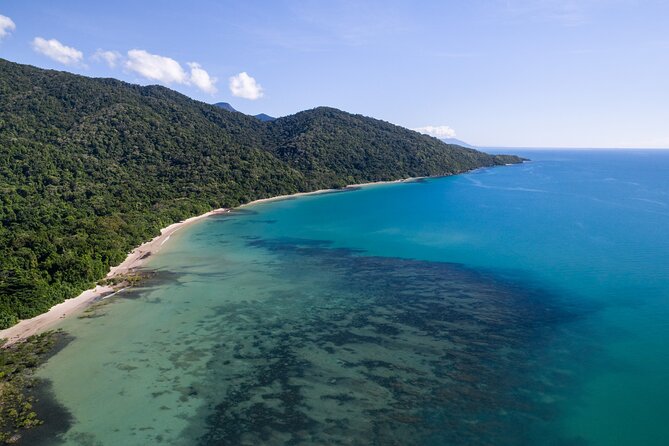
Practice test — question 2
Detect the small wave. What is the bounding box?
[632,197,667,207]
[465,177,547,193]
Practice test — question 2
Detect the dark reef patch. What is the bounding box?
[16,332,75,446]
[180,237,591,445]
[19,379,74,446]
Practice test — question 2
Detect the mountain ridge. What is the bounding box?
[254,113,276,122]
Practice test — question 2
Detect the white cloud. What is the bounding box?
[124,50,218,94]
[229,72,264,100]
[0,14,16,40]
[188,62,217,94]
[92,49,122,68]
[125,49,188,84]
[32,37,84,65]
[412,125,457,139]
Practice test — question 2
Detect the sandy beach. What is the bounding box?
[0,208,229,345]
[0,178,420,346]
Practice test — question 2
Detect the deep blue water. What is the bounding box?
[36,149,669,445]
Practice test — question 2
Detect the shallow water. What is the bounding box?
[34,150,669,445]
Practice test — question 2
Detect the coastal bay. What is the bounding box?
[25,149,669,445]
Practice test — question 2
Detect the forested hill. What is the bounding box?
[263,107,521,188]
[0,58,522,328]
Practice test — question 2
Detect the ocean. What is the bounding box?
[31,149,669,445]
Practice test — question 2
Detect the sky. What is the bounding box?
[1,0,668,148]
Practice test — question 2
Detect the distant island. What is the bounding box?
[0,57,522,329]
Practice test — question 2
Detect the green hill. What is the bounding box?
[0,58,522,328]
[264,106,520,188]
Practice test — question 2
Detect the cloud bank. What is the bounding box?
[188,62,217,94]
[125,49,188,84]
[92,49,122,68]
[0,14,15,40]
[229,72,264,100]
[25,36,241,97]
[32,37,83,65]
[124,49,218,94]
[412,125,457,138]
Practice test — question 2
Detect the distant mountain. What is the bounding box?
[442,137,476,149]
[214,102,275,122]
[254,113,275,122]
[213,102,237,112]
[0,57,522,328]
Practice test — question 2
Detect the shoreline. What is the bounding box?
[0,176,420,346]
[0,208,230,345]
[238,177,419,208]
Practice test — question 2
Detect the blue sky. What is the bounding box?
[1,0,668,148]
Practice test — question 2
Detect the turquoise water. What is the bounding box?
[32,150,669,445]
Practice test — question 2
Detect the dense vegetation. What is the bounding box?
[0,58,522,328]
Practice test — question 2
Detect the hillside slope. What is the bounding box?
[0,58,522,327]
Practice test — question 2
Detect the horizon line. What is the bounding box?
[478,146,669,151]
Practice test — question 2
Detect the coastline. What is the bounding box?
[0,176,420,346]
[0,208,230,345]
[238,177,418,208]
